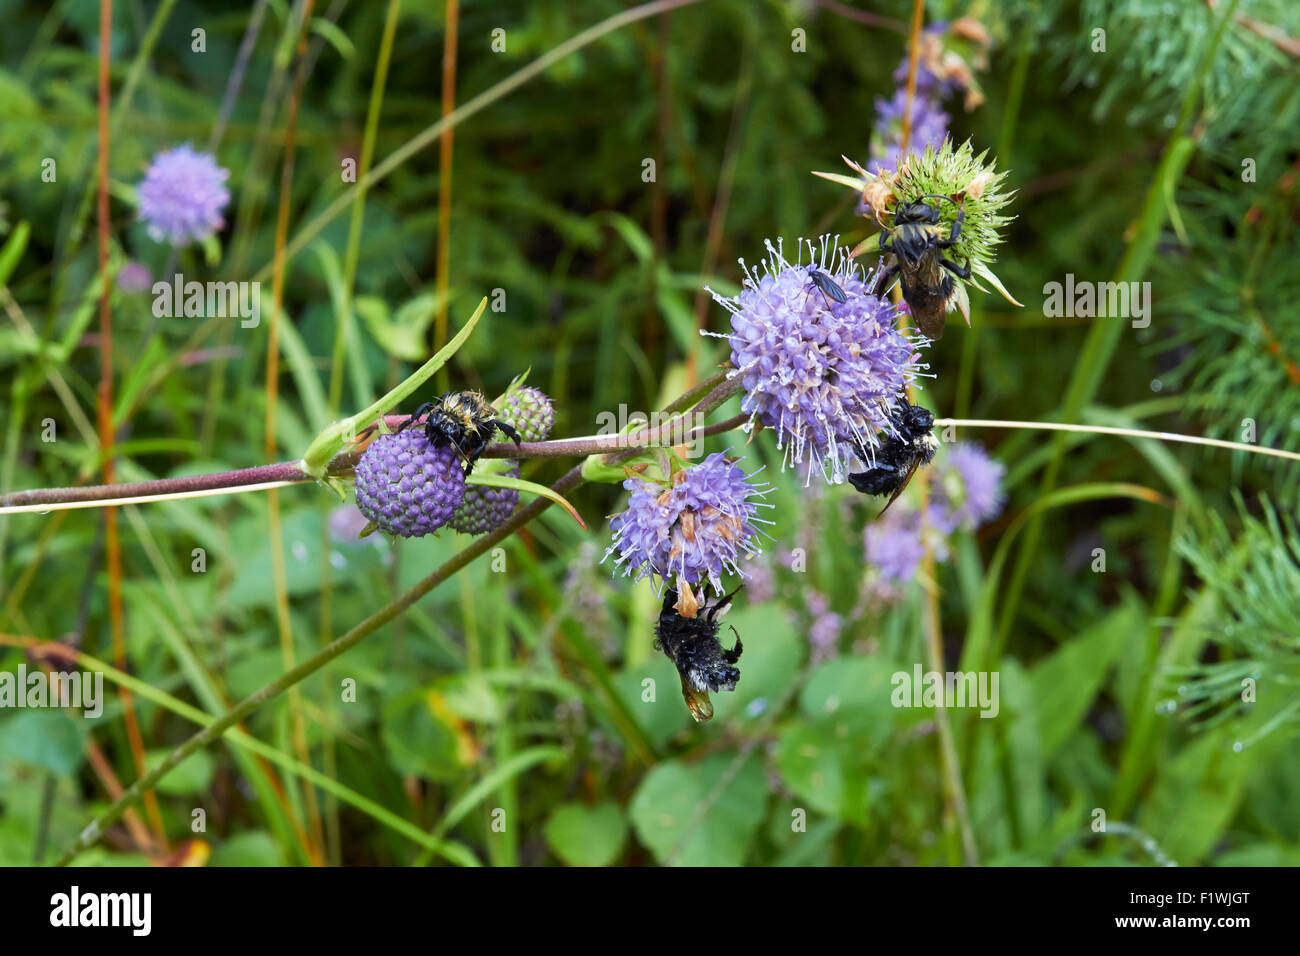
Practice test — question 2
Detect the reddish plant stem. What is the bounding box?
[96,0,167,852]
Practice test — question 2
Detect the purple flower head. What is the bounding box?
[117,261,153,293]
[602,452,773,594]
[867,88,951,175]
[137,144,230,246]
[354,430,466,538]
[449,461,520,535]
[931,442,1005,532]
[707,236,926,485]
[863,506,949,602]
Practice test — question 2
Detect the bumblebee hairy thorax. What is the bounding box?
[876,195,971,340]
[398,389,521,475]
[849,400,938,516]
[654,587,743,722]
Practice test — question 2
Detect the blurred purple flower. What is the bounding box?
[741,557,775,603]
[116,261,153,293]
[708,237,925,485]
[863,506,949,602]
[603,452,772,594]
[137,144,230,246]
[806,590,842,662]
[867,88,951,175]
[931,442,1005,532]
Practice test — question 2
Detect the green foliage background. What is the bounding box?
[0,0,1298,866]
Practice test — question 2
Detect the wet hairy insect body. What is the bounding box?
[398,390,521,475]
[849,400,938,516]
[876,195,971,340]
[655,587,743,722]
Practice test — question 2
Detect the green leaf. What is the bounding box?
[629,753,767,866]
[355,292,440,361]
[0,711,86,775]
[1029,600,1142,759]
[466,472,586,529]
[775,719,879,826]
[708,605,804,722]
[144,747,215,796]
[210,831,284,867]
[544,802,628,866]
[0,221,30,287]
[300,297,489,477]
[381,689,463,782]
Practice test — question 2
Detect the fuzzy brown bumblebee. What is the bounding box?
[398,390,521,475]
[654,586,743,722]
[875,194,970,340]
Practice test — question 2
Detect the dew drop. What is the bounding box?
[1150,378,1164,392]
[1232,740,1245,753]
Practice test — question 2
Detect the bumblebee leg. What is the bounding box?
[940,256,971,279]
[495,420,523,446]
[937,206,966,247]
[397,403,434,433]
[879,231,894,254]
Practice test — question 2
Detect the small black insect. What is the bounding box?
[806,266,848,307]
[876,194,970,340]
[655,586,743,723]
[397,389,521,475]
[849,401,938,517]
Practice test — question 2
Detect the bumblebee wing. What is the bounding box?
[876,457,921,519]
[913,308,946,340]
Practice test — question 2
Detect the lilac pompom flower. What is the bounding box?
[707,236,926,485]
[930,442,1005,532]
[602,452,773,595]
[137,144,231,246]
[354,430,466,538]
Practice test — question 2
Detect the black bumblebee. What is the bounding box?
[876,194,970,340]
[849,401,938,517]
[655,586,743,723]
[398,389,521,475]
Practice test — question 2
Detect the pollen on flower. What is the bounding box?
[705,236,927,485]
[602,452,773,595]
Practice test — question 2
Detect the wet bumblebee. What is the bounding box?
[849,400,938,517]
[876,194,970,340]
[398,390,521,475]
[654,586,743,723]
